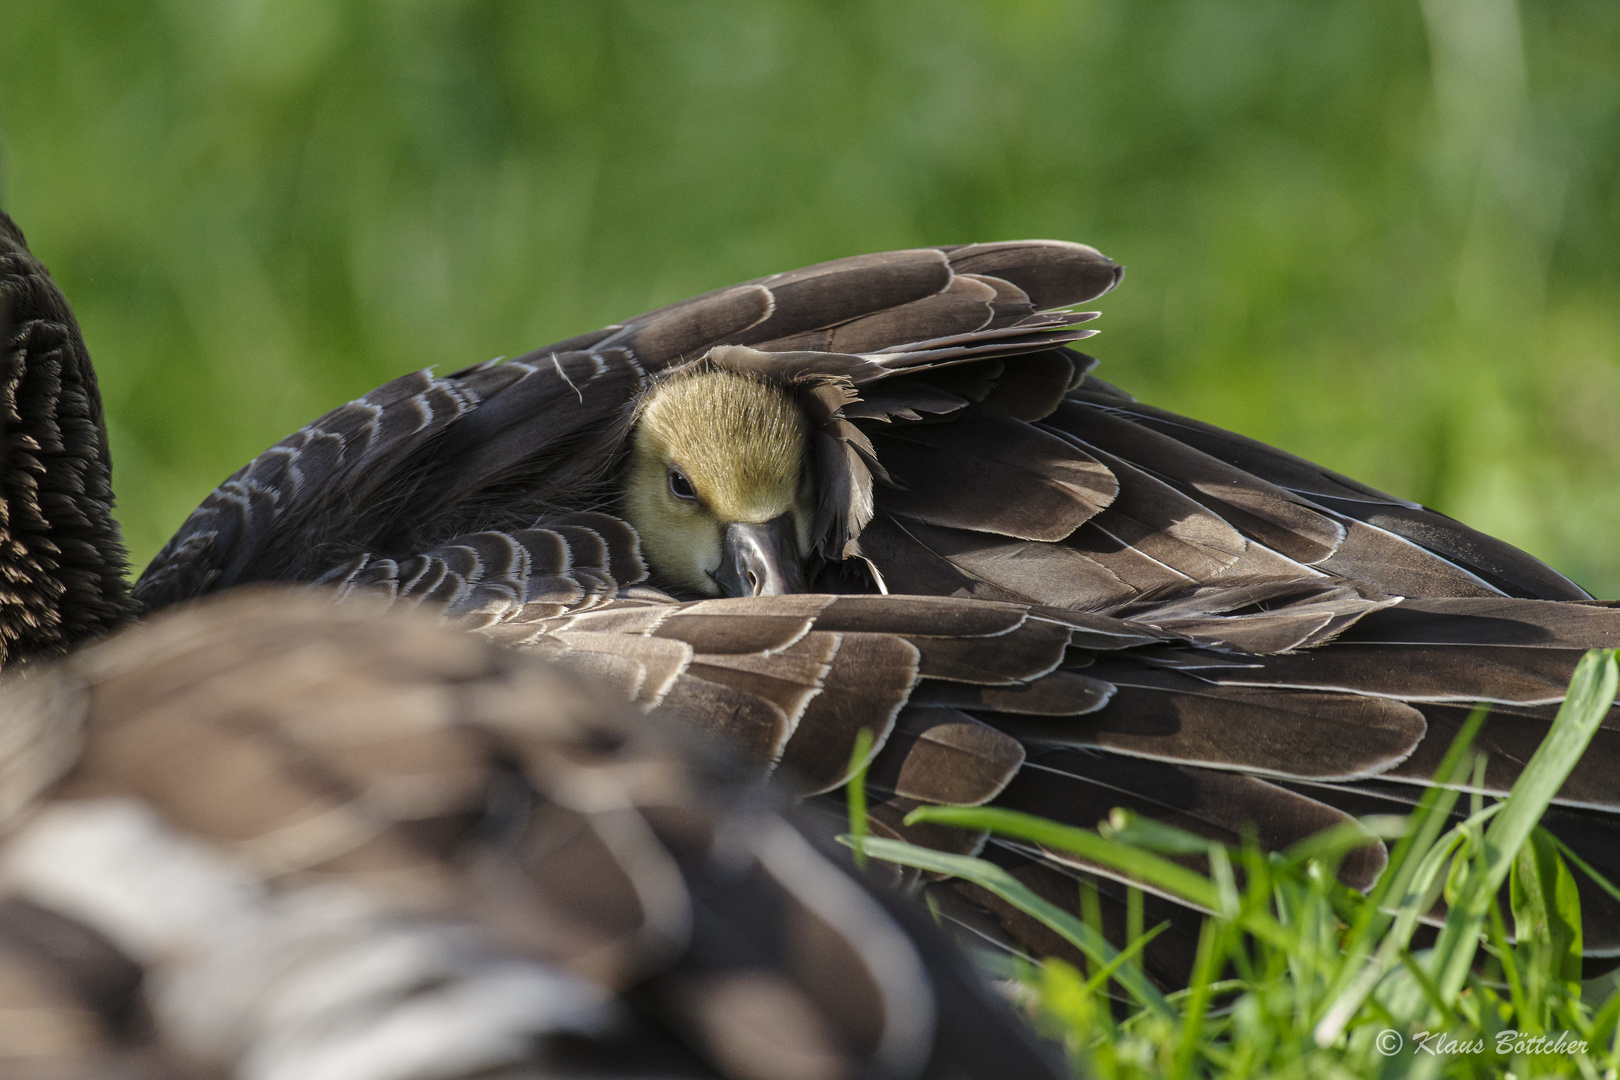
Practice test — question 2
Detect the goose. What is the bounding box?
[6,210,1618,986]
[0,587,1062,1079]
[0,212,137,668]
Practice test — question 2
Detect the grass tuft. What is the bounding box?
[844,649,1620,1078]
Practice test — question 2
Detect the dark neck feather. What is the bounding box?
[0,212,136,668]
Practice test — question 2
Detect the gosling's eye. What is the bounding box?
[668,467,697,501]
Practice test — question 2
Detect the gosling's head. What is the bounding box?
[624,367,815,597]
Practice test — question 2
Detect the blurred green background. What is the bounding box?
[3,0,1618,593]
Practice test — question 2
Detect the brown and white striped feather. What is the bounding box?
[0,589,1063,1080]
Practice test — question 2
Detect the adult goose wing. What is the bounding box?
[0,588,1062,1080]
[1060,384,1595,602]
[136,237,1587,618]
[451,589,1620,988]
[132,242,1119,614]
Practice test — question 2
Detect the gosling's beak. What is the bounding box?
[715,515,803,597]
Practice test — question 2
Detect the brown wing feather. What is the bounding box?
[876,412,1118,542]
[775,632,920,795]
[1071,391,1591,600]
[866,708,1026,807]
[759,274,999,354]
[942,240,1124,308]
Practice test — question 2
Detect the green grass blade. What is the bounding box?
[1100,807,1218,856]
[1430,648,1617,1002]
[1277,818,1398,874]
[840,834,1174,1018]
[844,726,875,870]
[1512,826,1586,1008]
[1082,921,1170,996]
[904,804,1293,948]
[1552,834,1620,908]
[1314,703,1491,1043]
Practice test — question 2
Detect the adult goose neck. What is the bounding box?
[0,212,136,668]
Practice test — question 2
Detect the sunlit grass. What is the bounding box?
[847,650,1620,1078]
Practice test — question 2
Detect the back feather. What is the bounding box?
[0,589,1063,1079]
